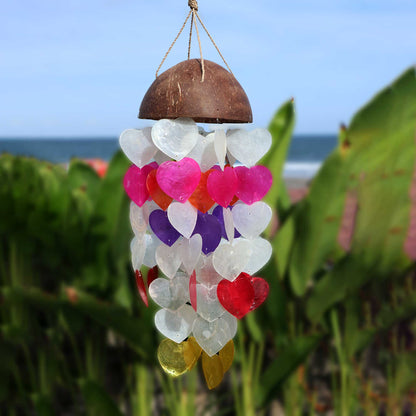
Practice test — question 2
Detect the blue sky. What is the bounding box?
[1,0,415,137]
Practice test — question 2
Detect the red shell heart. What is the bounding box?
[135,270,148,307]
[189,270,197,312]
[249,275,269,311]
[217,273,269,319]
[217,274,255,319]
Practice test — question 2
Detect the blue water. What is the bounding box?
[0,135,337,178]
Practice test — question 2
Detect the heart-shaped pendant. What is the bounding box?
[168,201,198,239]
[217,273,255,319]
[149,210,181,247]
[227,128,272,167]
[214,129,227,170]
[130,202,148,235]
[234,166,273,205]
[232,201,272,239]
[196,283,226,322]
[155,239,182,279]
[192,316,232,356]
[192,212,222,255]
[207,167,238,208]
[155,304,197,343]
[149,274,189,310]
[142,234,159,268]
[151,118,199,160]
[135,270,148,307]
[119,128,158,167]
[212,205,241,240]
[188,170,216,213]
[189,271,197,312]
[243,237,272,275]
[219,340,235,374]
[131,235,146,271]
[212,239,252,281]
[195,254,223,287]
[180,234,202,275]
[157,337,202,377]
[187,132,218,172]
[157,158,201,202]
[146,169,173,210]
[123,163,157,207]
[202,351,224,390]
[250,276,270,311]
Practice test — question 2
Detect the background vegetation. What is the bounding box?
[1,67,416,415]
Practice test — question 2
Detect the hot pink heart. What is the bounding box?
[123,162,158,207]
[206,166,238,207]
[156,158,201,202]
[234,166,273,205]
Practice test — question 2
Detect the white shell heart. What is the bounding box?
[155,304,197,343]
[143,234,160,268]
[180,234,202,275]
[149,274,189,310]
[192,316,232,356]
[243,237,272,275]
[187,132,218,172]
[223,207,235,243]
[131,235,146,271]
[195,254,222,287]
[232,201,272,239]
[119,128,158,167]
[167,201,197,239]
[155,239,182,278]
[221,312,238,338]
[196,284,226,322]
[227,128,272,167]
[214,129,227,170]
[151,118,198,160]
[130,202,147,235]
[212,239,252,281]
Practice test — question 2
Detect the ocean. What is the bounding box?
[0,135,337,179]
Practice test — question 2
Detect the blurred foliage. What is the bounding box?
[1,67,416,415]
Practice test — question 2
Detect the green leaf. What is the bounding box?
[79,379,123,416]
[256,334,323,407]
[261,99,296,210]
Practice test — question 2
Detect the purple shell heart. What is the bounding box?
[212,205,241,240]
[149,209,181,247]
[192,212,222,254]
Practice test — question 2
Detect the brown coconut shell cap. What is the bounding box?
[139,59,253,124]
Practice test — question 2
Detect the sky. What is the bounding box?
[1,0,415,137]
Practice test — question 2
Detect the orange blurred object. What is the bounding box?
[84,159,108,178]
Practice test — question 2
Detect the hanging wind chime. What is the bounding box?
[120,0,273,389]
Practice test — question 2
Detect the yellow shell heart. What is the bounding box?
[202,352,224,390]
[219,340,234,373]
[157,337,202,377]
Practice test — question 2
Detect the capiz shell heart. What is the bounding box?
[234,166,273,205]
[119,128,158,167]
[151,118,198,160]
[157,158,201,202]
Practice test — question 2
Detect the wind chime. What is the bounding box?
[120,0,273,389]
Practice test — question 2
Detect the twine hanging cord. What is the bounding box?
[155,0,233,81]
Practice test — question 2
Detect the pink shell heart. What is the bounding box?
[206,166,238,208]
[234,166,273,205]
[123,162,158,207]
[156,158,201,203]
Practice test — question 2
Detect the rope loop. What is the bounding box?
[188,0,198,11]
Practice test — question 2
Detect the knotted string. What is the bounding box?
[155,0,233,81]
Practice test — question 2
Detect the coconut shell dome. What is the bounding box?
[139,59,252,124]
